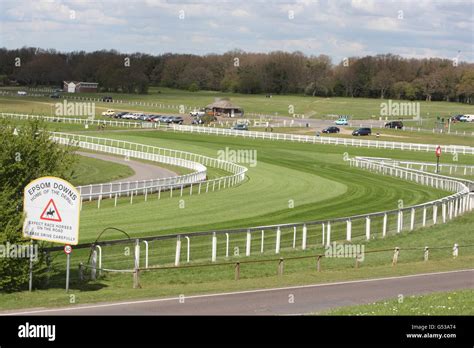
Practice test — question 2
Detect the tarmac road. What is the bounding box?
[3,269,472,316]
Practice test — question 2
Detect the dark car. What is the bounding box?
[170,116,184,124]
[385,121,404,129]
[49,93,61,99]
[352,127,372,136]
[102,96,113,102]
[322,126,340,134]
[232,123,249,131]
[451,114,464,122]
[114,112,128,118]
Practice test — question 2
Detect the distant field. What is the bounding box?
[1,86,473,121]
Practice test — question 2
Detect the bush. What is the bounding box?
[0,120,76,291]
[188,82,199,92]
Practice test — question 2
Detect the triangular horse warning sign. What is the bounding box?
[40,198,62,222]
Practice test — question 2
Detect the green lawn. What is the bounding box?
[2,87,474,121]
[69,154,135,186]
[0,113,473,311]
[67,129,463,243]
[0,213,472,311]
[321,289,474,315]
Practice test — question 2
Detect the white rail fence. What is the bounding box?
[1,112,162,128]
[369,158,474,177]
[47,155,473,272]
[170,124,474,155]
[4,112,474,154]
[51,133,248,206]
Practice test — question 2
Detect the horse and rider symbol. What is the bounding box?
[40,199,62,222]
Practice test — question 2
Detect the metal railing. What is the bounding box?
[74,242,472,289]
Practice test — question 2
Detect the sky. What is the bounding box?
[0,0,473,63]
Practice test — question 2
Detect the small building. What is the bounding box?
[205,99,244,118]
[63,81,98,93]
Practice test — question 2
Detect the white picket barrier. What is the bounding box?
[170,124,474,155]
[50,132,248,202]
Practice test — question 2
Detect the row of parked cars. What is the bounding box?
[102,110,184,124]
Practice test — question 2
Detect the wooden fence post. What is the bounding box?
[235,262,240,280]
[392,247,400,266]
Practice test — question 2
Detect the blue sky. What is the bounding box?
[0,0,472,63]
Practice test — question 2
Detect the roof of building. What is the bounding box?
[206,99,241,110]
[63,81,98,86]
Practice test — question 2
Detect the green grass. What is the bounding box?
[321,289,474,315]
[69,154,135,186]
[0,213,472,311]
[0,111,472,311]
[2,86,474,121]
[66,129,464,243]
[250,126,474,147]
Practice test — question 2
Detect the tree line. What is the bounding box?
[1,47,473,103]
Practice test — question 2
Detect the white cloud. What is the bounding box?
[0,0,471,62]
[365,17,403,32]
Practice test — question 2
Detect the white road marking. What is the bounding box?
[2,268,472,315]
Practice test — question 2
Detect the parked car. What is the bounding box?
[160,116,173,123]
[101,109,115,117]
[335,117,349,126]
[459,114,474,122]
[232,123,249,131]
[384,121,404,129]
[114,112,128,118]
[322,126,340,134]
[102,96,113,102]
[49,93,61,99]
[138,114,152,121]
[122,113,138,119]
[170,116,184,124]
[150,115,165,122]
[451,114,464,122]
[352,127,372,136]
[190,110,206,117]
[17,91,27,96]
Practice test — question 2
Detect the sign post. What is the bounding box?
[435,146,441,173]
[28,241,34,292]
[23,177,80,292]
[64,244,72,292]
